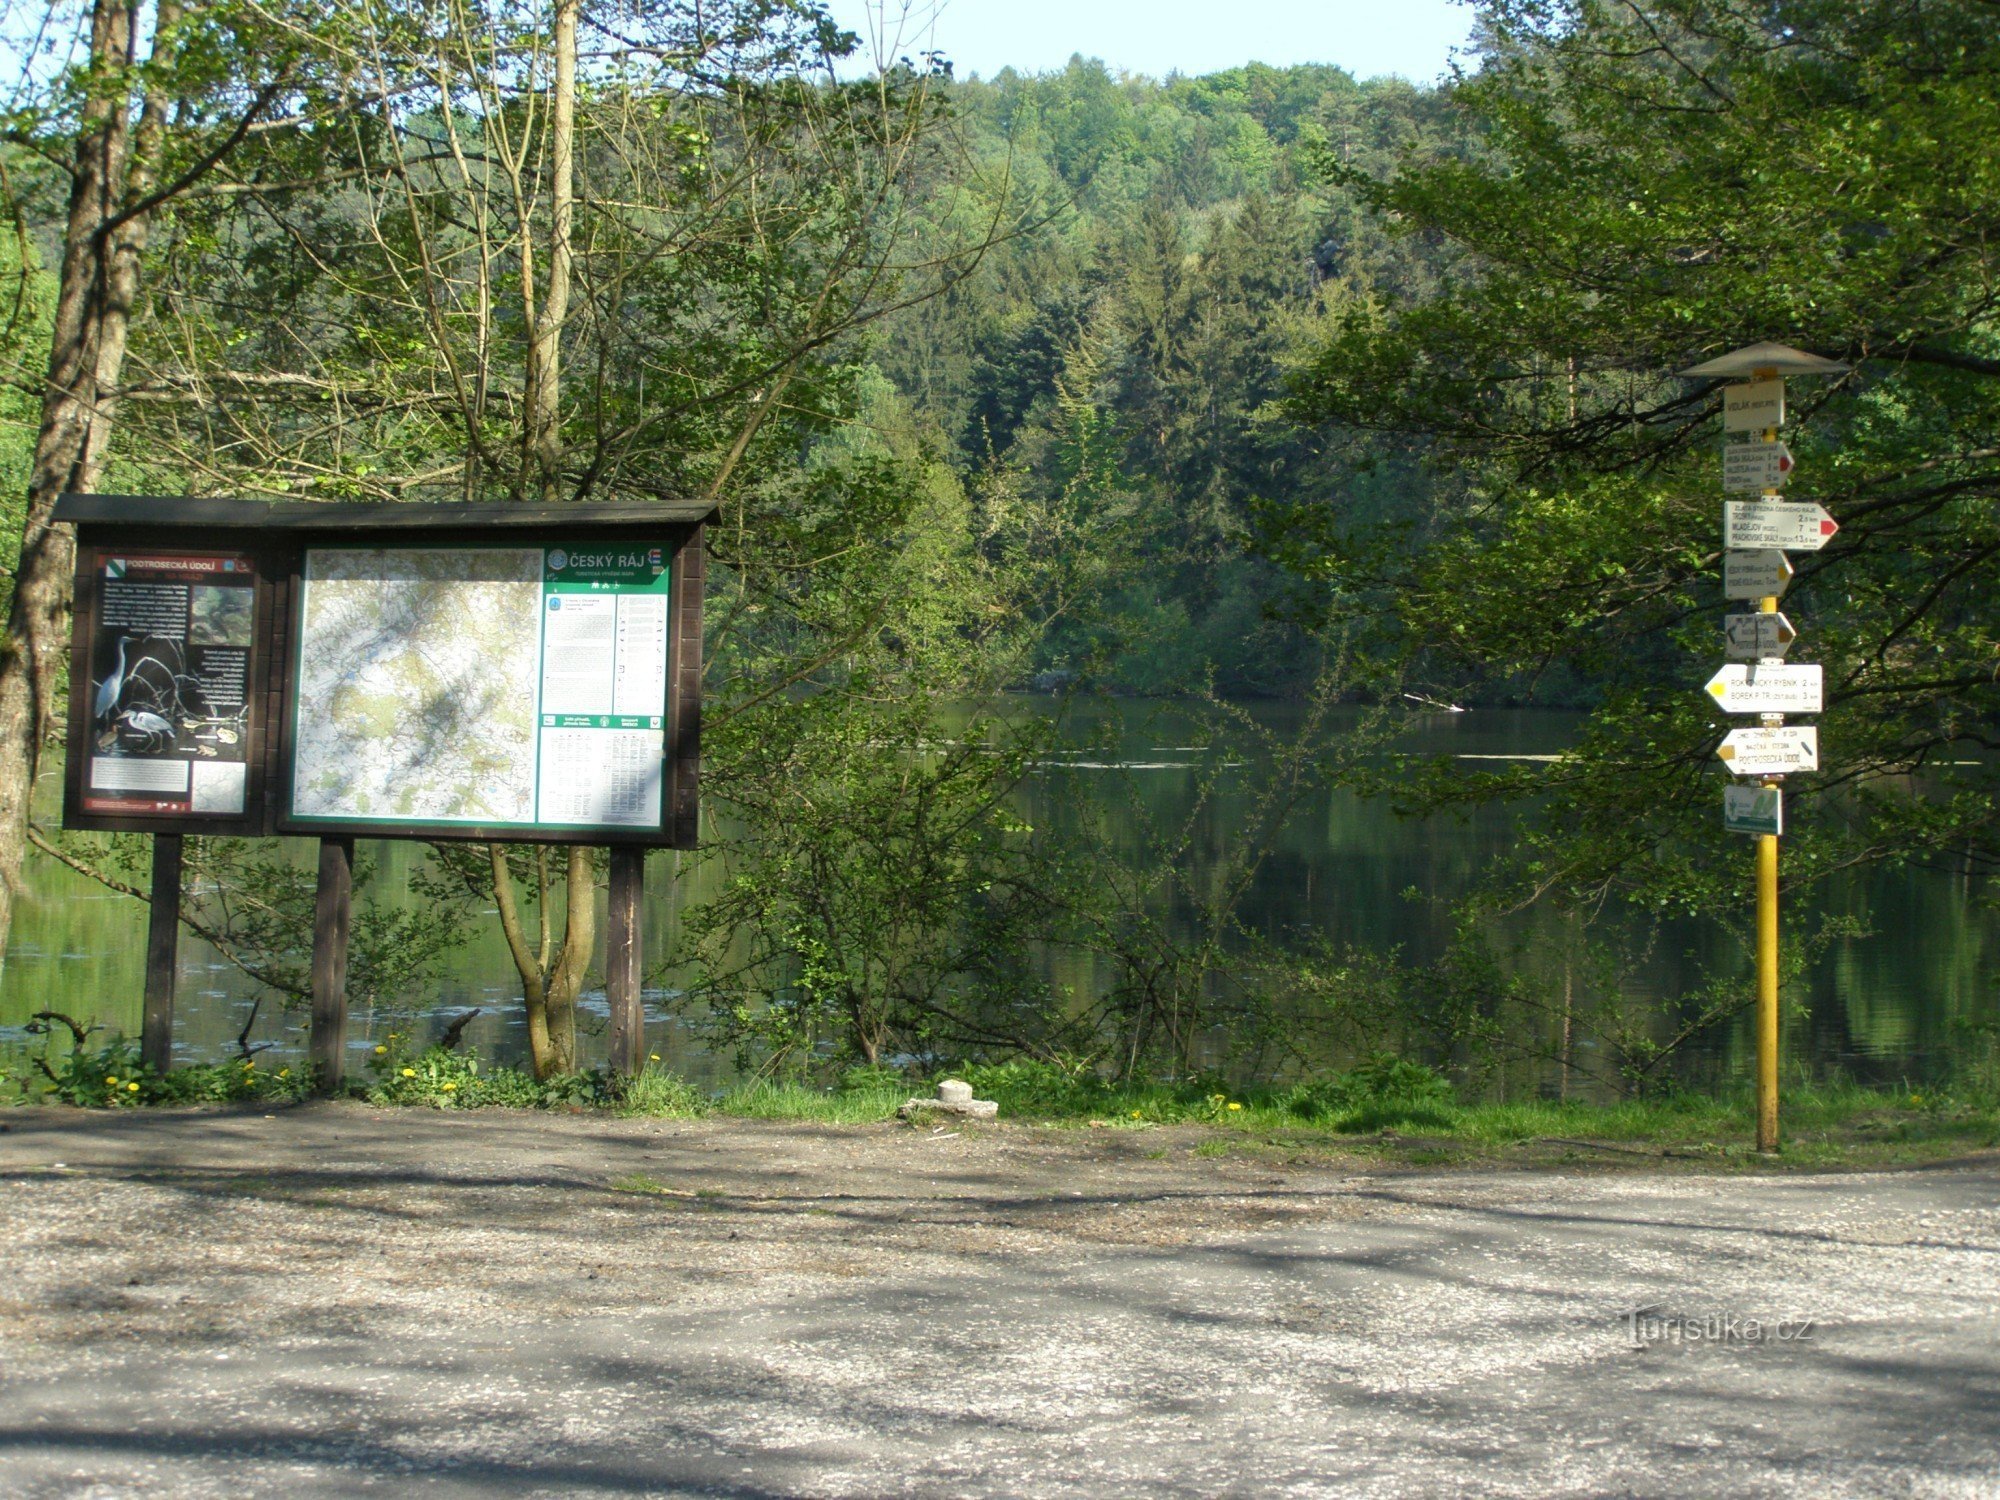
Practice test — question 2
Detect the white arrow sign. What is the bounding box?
[1723,440,1795,493]
[1723,611,1797,661]
[1705,663,1822,713]
[1722,548,1795,600]
[1723,379,1785,434]
[1723,501,1838,552]
[1723,783,1784,835]
[1716,726,1819,776]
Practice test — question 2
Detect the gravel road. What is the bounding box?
[2,1105,1996,1497]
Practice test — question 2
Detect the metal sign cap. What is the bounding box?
[1679,341,1851,378]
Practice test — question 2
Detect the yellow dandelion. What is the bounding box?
[278,1068,290,1079]
[401,1068,416,1078]
[649,1054,661,1063]
[1130,1110,1143,1119]
[374,1045,388,1055]
[1227,1101,1243,1112]
[105,1077,118,1086]
[441,1081,457,1092]
[126,1082,140,1093]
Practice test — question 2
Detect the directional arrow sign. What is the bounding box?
[1723,501,1838,552]
[1723,784,1784,836]
[1723,611,1798,661]
[1723,379,1785,434]
[1723,549,1795,600]
[1705,663,1822,713]
[1716,726,1819,776]
[1723,440,1795,493]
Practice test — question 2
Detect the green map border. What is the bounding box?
[286,541,671,833]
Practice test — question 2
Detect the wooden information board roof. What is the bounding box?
[55,493,718,532]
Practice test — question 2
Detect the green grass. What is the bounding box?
[615,1068,707,1119]
[710,1079,908,1123]
[608,1174,728,1206]
[10,1040,1995,1172]
[1085,1079,2000,1171]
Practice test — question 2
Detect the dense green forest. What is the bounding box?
[863,57,1458,698]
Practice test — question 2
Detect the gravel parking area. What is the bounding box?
[2,1105,1996,1497]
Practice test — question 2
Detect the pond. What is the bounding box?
[3,703,1994,1092]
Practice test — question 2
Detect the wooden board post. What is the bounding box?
[606,846,645,1075]
[309,837,354,1093]
[141,834,183,1075]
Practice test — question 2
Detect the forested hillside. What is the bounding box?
[863,58,1460,698]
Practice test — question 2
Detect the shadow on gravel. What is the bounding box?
[0,1426,796,1497]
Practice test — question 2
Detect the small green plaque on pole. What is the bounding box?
[1723,784,1783,837]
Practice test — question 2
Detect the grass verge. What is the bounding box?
[7,1040,1995,1172]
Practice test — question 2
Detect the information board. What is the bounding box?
[81,552,256,817]
[288,543,670,832]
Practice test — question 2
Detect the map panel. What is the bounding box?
[292,547,544,824]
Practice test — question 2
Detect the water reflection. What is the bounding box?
[3,705,1994,1090]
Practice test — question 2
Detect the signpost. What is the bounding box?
[54,494,716,1089]
[1722,611,1797,661]
[1715,726,1819,776]
[1722,379,1784,433]
[1722,549,1794,601]
[1682,339,1847,1153]
[1722,440,1794,493]
[1703,663,1822,714]
[1722,500,1838,551]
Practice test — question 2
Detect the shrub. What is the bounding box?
[956,1058,1110,1116]
[1285,1054,1458,1130]
[615,1066,708,1118]
[151,1056,312,1104]
[837,1064,907,1096]
[40,1037,152,1108]
[23,1029,312,1107]
[363,1034,488,1108]
[361,1032,627,1109]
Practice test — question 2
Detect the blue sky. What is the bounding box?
[823,0,1478,84]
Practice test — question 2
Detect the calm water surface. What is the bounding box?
[3,704,1993,1090]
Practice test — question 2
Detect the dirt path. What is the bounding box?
[3,1104,1997,1496]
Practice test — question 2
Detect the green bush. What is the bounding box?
[40,1037,152,1108]
[24,1030,313,1107]
[153,1056,313,1104]
[362,1034,489,1108]
[956,1058,1111,1116]
[1284,1055,1458,1131]
[359,1032,638,1110]
[615,1066,708,1118]
[837,1063,907,1096]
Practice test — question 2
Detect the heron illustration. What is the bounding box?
[94,636,133,727]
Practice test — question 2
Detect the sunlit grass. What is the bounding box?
[11,1037,1995,1170]
[710,1079,906,1123]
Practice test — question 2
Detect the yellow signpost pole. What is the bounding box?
[1681,339,1848,1156]
[1755,804,1780,1149]
[1755,369,1782,1152]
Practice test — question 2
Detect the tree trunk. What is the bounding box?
[541,846,595,1073]
[490,843,595,1079]
[523,0,575,503]
[0,0,177,962]
[489,843,556,1073]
